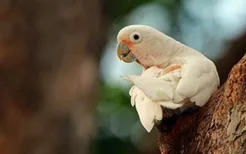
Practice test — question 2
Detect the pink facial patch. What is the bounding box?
[123,40,134,49]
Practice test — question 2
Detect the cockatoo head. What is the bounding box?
[116,25,172,68]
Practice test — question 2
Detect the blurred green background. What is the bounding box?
[0,0,246,154]
[95,0,246,154]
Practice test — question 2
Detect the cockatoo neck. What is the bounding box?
[156,40,195,69]
[157,44,182,68]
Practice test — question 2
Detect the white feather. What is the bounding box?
[122,75,173,101]
[117,25,220,133]
[135,89,162,132]
[122,67,186,132]
[158,101,183,109]
[176,56,220,106]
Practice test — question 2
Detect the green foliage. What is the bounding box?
[91,136,141,154]
[92,82,142,154]
[106,0,155,20]
[106,0,181,21]
[97,82,130,115]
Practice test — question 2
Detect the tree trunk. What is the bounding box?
[158,53,246,154]
[0,1,108,154]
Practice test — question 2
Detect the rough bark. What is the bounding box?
[0,0,108,154]
[158,53,246,154]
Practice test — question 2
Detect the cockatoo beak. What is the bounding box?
[117,42,136,63]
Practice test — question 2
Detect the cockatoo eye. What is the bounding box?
[130,32,142,44]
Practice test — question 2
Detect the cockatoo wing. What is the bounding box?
[158,101,183,109]
[176,57,219,106]
[122,75,173,101]
[129,85,144,106]
[134,88,162,132]
[129,86,136,106]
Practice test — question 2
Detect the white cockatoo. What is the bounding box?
[116,25,220,132]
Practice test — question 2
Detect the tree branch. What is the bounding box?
[158,53,246,154]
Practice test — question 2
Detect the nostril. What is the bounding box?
[121,50,131,57]
[122,53,128,57]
